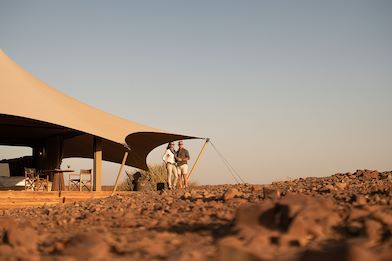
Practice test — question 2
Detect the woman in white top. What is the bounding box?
[162,142,178,190]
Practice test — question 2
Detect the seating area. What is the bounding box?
[24,168,94,192]
[0,165,94,192]
[0,163,96,192]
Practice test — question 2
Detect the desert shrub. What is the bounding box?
[118,163,167,191]
[118,163,198,191]
[117,173,133,191]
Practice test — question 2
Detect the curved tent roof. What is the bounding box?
[0,50,199,170]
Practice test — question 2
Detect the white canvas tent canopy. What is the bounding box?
[0,50,199,189]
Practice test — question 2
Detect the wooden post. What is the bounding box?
[93,137,102,191]
[187,138,209,181]
[112,151,129,196]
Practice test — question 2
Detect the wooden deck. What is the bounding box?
[0,191,133,209]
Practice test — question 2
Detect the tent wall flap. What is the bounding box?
[125,132,202,170]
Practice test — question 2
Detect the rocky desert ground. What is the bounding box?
[0,169,391,261]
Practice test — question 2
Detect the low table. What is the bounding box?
[42,169,74,191]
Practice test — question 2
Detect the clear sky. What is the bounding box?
[1,1,391,185]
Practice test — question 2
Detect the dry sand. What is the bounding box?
[0,169,391,260]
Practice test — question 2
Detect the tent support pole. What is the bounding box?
[187,138,209,181]
[93,137,102,191]
[112,151,129,196]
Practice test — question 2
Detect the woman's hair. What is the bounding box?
[166,142,175,150]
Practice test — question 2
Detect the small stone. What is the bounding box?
[347,221,364,236]
[373,211,392,225]
[349,208,369,220]
[0,245,13,255]
[298,243,378,261]
[335,182,347,190]
[54,241,66,251]
[183,191,192,199]
[217,236,265,261]
[318,184,334,193]
[145,243,167,257]
[263,188,281,200]
[363,171,379,180]
[191,190,204,200]
[63,233,109,259]
[251,185,263,192]
[0,217,17,232]
[223,188,241,202]
[194,199,204,207]
[365,219,383,244]
[355,195,367,205]
[6,227,38,252]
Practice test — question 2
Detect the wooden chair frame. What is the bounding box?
[24,168,36,191]
[35,173,49,191]
[68,169,92,191]
[24,168,49,191]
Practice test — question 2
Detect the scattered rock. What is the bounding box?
[0,217,17,231]
[223,188,241,201]
[349,208,369,220]
[373,210,392,225]
[336,182,347,190]
[182,191,192,199]
[0,169,390,260]
[236,194,340,248]
[5,226,38,253]
[347,221,364,236]
[362,171,379,180]
[365,219,383,244]
[218,236,266,261]
[355,195,367,205]
[263,188,281,200]
[62,233,109,259]
[296,243,379,261]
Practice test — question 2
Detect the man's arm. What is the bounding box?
[183,149,190,161]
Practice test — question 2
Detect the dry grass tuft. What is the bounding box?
[118,163,167,191]
[118,163,198,191]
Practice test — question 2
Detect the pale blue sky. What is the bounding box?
[1,1,391,185]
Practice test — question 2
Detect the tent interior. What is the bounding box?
[0,113,130,187]
[1,114,80,173]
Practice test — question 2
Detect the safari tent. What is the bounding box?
[0,50,198,191]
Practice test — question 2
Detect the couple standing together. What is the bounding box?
[162,141,190,189]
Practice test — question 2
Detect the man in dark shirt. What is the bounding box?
[175,141,190,189]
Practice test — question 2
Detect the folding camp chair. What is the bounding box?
[24,168,37,191]
[35,172,49,191]
[68,169,92,191]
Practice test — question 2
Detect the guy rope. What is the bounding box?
[209,140,245,184]
[187,138,245,184]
